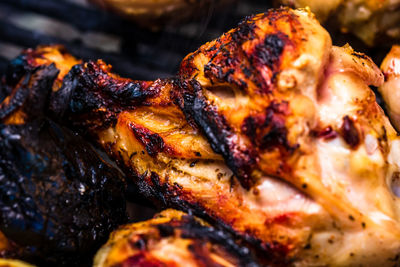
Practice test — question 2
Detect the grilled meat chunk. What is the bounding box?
[0,49,127,266]
[276,0,400,46]
[6,8,400,266]
[94,209,258,267]
[180,7,400,266]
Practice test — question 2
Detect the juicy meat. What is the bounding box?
[0,48,127,266]
[379,45,400,132]
[179,8,333,189]
[4,8,400,266]
[94,209,259,267]
[277,0,400,46]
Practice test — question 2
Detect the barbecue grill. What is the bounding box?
[0,0,272,80]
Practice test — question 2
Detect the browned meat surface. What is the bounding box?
[94,209,258,267]
[3,7,400,266]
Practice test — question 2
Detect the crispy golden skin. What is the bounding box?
[94,209,258,267]
[179,8,333,189]
[5,8,400,266]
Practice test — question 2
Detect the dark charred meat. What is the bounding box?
[94,209,259,267]
[0,47,127,266]
[3,7,400,267]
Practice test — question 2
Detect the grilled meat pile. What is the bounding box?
[94,209,258,267]
[0,47,128,266]
[1,7,400,267]
[277,0,400,46]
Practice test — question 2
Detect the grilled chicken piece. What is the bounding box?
[180,7,400,266]
[277,0,400,46]
[0,48,127,266]
[6,8,400,266]
[379,45,400,133]
[94,209,258,267]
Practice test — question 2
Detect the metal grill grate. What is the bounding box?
[0,0,273,80]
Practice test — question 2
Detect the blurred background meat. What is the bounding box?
[276,0,400,47]
[89,0,234,29]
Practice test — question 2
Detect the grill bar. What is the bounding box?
[0,18,170,79]
[0,0,273,80]
[0,0,221,53]
[1,0,121,33]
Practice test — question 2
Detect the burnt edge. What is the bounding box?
[0,54,59,121]
[176,79,256,189]
[50,61,160,133]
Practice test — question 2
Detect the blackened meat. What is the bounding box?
[0,46,128,266]
[0,118,127,266]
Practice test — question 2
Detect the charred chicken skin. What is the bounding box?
[4,7,400,267]
[94,209,258,267]
[277,0,400,46]
[0,47,128,266]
